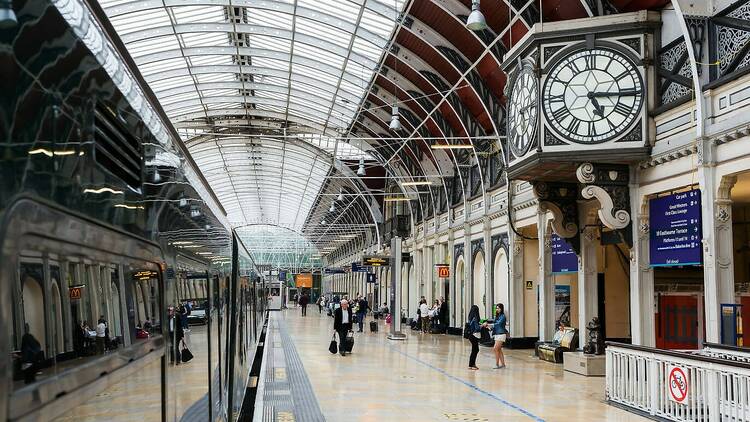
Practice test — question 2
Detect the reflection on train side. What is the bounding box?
[13,259,162,388]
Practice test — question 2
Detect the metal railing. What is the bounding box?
[606,342,750,421]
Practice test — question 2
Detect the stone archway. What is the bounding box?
[493,249,509,310]
[472,251,486,317]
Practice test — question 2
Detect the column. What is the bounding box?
[509,227,525,336]
[699,138,736,343]
[463,224,471,316]
[538,211,555,341]
[483,218,492,316]
[42,254,54,358]
[388,236,406,340]
[630,194,655,347]
[578,226,599,338]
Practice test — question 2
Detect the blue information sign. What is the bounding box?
[351,262,368,273]
[278,270,287,281]
[551,234,578,274]
[650,189,702,267]
[366,273,377,283]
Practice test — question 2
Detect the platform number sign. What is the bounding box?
[668,365,688,404]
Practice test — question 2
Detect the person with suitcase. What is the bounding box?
[370,320,378,332]
[333,299,353,356]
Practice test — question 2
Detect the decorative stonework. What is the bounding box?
[717,204,731,223]
[533,181,580,253]
[577,163,633,245]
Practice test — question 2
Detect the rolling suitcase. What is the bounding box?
[370,320,377,332]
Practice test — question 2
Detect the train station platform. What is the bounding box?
[258,309,645,422]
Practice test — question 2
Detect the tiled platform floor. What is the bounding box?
[280,308,646,422]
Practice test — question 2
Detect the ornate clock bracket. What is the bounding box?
[532,181,581,254]
[576,163,633,247]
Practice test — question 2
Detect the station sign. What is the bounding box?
[650,189,702,267]
[351,262,369,273]
[296,273,313,288]
[324,267,346,274]
[133,270,158,281]
[366,273,377,283]
[551,234,578,274]
[278,270,287,281]
[435,264,450,278]
[69,286,83,300]
[362,255,390,267]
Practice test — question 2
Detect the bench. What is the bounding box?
[536,327,578,363]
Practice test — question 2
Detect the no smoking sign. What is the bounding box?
[667,365,689,404]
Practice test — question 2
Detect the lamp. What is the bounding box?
[329,202,335,213]
[0,1,17,29]
[466,0,488,31]
[357,157,366,176]
[389,106,401,131]
[153,169,161,183]
[337,188,344,201]
[321,219,327,225]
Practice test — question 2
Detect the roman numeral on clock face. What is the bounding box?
[552,106,570,122]
[613,102,631,116]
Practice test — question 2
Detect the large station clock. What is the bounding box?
[542,47,643,144]
[507,61,538,157]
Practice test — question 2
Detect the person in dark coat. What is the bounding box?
[439,297,449,333]
[356,297,369,332]
[21,323,44,384]
[169,307,185,365]
[333,300,353,356]
[299,293,309,317]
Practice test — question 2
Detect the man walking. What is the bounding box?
[333,300,353,356]
[300,292,309,317]
[357,296,369,332]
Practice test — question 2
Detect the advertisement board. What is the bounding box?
[296,273,313,288]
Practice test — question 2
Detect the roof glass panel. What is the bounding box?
[100,0,406,232]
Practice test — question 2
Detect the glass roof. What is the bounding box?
[100,0,405,242]
[100,0,406,136]
[236,224,323,272]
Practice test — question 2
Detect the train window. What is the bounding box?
[51,354,163,421]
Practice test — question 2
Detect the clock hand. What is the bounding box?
[588,89,640,98]
[519,102,537,115]
[590,97,604,118]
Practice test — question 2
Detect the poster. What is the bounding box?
[551,234,578,274]
[555,285,571,326]
[650,189,702,266]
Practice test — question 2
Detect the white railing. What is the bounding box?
[606,343,750,421]
[697,343,750,364]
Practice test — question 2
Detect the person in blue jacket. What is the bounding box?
[483,303,508,369]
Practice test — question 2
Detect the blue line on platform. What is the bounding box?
[389,346,546,421]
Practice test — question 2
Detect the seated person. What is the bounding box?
[552,321,566,345]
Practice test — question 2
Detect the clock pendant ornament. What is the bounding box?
[542,47,644,144]
[507,62,538,157]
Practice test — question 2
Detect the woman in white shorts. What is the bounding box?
[483,303,508,369]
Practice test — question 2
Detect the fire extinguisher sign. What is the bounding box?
[667,365,689,404]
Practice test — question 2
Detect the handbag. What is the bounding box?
[328,332,338,354]
[463,323,472,339]
[181,344,194,363]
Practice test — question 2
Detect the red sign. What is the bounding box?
[668,366,688,403]
[436,265,450,278]
[69,287,82,300]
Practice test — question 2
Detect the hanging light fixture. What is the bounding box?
[337,188,344,201]
[152,169,161,183]
[0,1,17,29]
[204,224,212,230]
[466,0,488,31]
[329,202,336,213]
[389,106,401,131]
[357,157,366,176]
[321,219,327,225]
[178,196,188,207]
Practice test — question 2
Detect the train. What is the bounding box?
[0,0,267,420]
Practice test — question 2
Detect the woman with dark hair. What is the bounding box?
[483,303,508,369]
[465,305,481,370]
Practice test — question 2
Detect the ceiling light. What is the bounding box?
[384,197,411,202]
[183,245,201,248]
[329,202,335,213]
[178,196,187,207]
[389,106,401,131]
[205,224,212,230]
[153,170,161,183]
[83,187,124,195]
[114,204,145,210]
[430,144,473,149]
[401,181,433,186]
[171,241,193,245]
[0,1,17,29]
[196,252,213,255]
[357,157,366,176]
[321,219,327,225]
[337,188,344,201]
[466,0,488,31]
[190,208,201,218]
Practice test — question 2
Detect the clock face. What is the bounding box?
[508,64,538,157]
[542,47,643,144]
